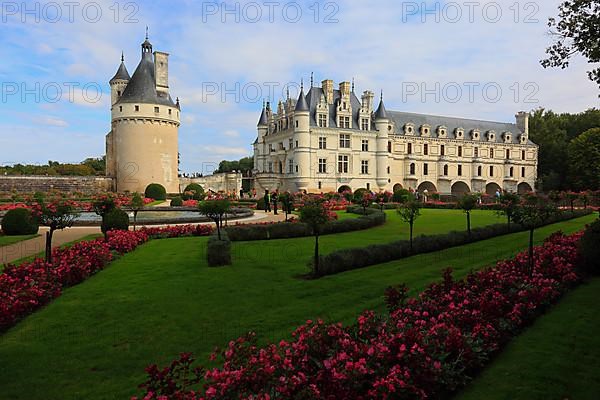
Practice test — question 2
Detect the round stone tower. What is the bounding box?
[105,34,180,194]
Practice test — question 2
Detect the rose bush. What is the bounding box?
[133,230,584,400]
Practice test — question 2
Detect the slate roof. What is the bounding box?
[110,61,130,83]
[295,88,309,112]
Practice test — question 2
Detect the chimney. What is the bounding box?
[322,79,334,104]
[361,90,374,111]
[339,81,351,96]
[154,51,169,95]
[515,111,529,136]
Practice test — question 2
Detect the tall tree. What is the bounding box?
[541,0,600,94]
[397,198,421,253]
[299,197,330,277]
[568,128,600,190]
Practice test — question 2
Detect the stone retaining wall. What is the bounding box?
[0,176,114,194]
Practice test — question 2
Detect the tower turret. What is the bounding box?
[109,52,130,106]
[293,81,310,191]
[374,91,390,190]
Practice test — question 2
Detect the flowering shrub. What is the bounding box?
[134,231,584,399]
[0,225,213,332]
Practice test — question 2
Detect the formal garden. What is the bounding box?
[0,185,599,399]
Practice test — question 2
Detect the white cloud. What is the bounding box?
[32,116,69,127]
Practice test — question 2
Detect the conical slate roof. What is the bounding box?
[110,61,130,83]
[374,97,388,120]
[257,105,268,126]
[295,88,309,112]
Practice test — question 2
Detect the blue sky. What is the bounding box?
[1,0,598,173]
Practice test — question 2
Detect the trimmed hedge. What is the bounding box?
[182,183,205,200]
[579,218,600,276]
[207,231,231,266]
[1,208,39,235]
[101,208,129,235]
[225,207,386,241]
[145,183,167,201]
[317,209,592,277]
[170,196,183,207]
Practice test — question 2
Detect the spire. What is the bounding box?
[176,97,180,109]
[142,28,152,58]
[310,72,314,88]
[110,52,130,83]
[121,51,124,62]
[352,77,355,93]
[145,26,149,40]
[257,101,268,126]
[374,90,388,120]
[295,80,309,112]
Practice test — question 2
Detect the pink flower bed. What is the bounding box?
[134,230,583,400]
[0,224,213,332]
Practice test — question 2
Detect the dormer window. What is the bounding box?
[455,128,465,139]
[404,123,415,135]
[361,118,370,131]
[339,116,350,129]
[437,126,447,137]
[487,130,496,141]
[420,124,431,136]
[503,132,512,143]
[471,129,480,140]
[519,134,527,144]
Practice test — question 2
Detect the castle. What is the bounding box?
[105,34,181,193]
[253,79,538,196]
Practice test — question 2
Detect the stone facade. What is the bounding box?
[180,172,243,194]
[254,79,538,196]
[105,36,180,194]
[0,176,114,194]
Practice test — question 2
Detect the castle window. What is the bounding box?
[361,118,369,131]
[319,137,327,149]
[361,139,369,152]
[268,162,273,172]
[117,91,121,96]
[490,166,494,177]
[408,143,412,154]
[119,106,122,112]
[443,164,448,176]
[318,158,327,174]
[458,164,463,176]
[522,167,526,177]
[409,163,415,175]
[343,101,347,109]
[440,145,445,156]
[490,148,494,158]
[388,141,392,153]
[366,183,370,190]
[288,160,294,174]
[339,116,350,129]
[474,147,479,157]
[478,166,482,176]
[135,105,140,112]
[338,155,349,173]
[295,165,298,173]
[361,160,369,174]
[423,163,429,175]
[510,166,514,177]
[295,140,298,147]
[269,144,273,152]
[506,149,510,159]
[318,113,327,127]
[458,146,462,157]
[318,181,322,189]
[522,150,526,160]
[296,120,299,128]
[168,109,172,115]
[387,166,390,174]
[424,144,428,155]
[154,107,159,113]
[339,134,350,148]
[289,138,293,149]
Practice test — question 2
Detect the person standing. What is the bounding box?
[272,189,279,215]
[264,190,271,212]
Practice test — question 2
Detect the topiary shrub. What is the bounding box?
[1,208,39,235]
[207,231,231,266]
[101,208,129,236]
[392,188,410,203]
[144,183,167,200]
[170,196,183,207]
[579,219,600,276]
[182,183,205,200]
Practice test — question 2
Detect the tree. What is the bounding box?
[541,1,600,94]
[92,195,117,241]
[497,192,520,228]
[199,199,230,240]
[457,194,478,236]
[299,197,330,276]
[29,197,78,264]
[130,192,145,231]
[512,193,557,275]
[568,128,600,190]
[396,197,421,253]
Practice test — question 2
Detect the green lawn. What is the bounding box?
[456,278,600,400]
[0,233,38,247]
[0,211,594,400]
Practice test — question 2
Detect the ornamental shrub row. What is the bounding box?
[225,208,386,241]
[133,230,584,400]
[1,207,39,235]
[317,209,591,277]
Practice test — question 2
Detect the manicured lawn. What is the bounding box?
[0,233,38,247]
[456,278,600,400]
[0,212,594,399]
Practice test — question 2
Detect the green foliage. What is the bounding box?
[1,208,39,235]
[207,231,231,267]
[299,198,329,234]
[396,199,421,225]
[216,157,253,174]
[512,193,558,229]
[541,1,600,92]
[145,183,167,201]
[130,192,145,211]
[0,157,104,176]
[497,192,520,225]
[353,188,368,203]
[199,199,231,240]
[458,194,478,212]
[92,196,116,217]
[579,219,600,275]
[182,183,205,200]
[392,188,410,203]
[170,196,183,207]
[101,208,129,235]
[568,128,600,190]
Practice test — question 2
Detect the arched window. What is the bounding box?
[443,164,448,176]
[410,163,415,175]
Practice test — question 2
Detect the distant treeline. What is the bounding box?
[0,157,105,176]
